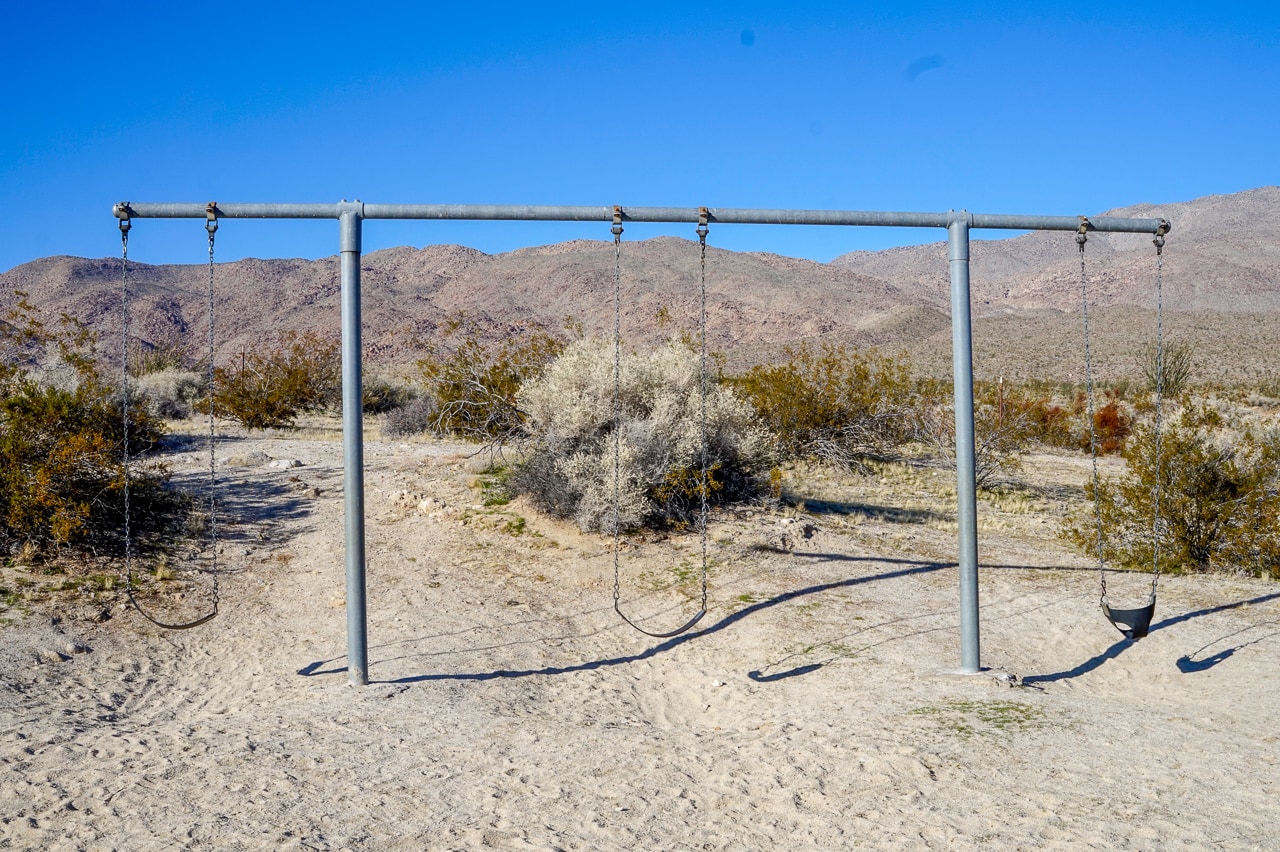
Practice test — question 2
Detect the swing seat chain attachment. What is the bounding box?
[609,207,711,639]
[1079,216,1168,640]
[117,207,221,630]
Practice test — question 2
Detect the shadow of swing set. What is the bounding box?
[112,200,1172,685]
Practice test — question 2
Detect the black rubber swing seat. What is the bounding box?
[613,603,706,639]
[1102,597,1156,640]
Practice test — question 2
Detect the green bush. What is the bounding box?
[512,339,773,532]
[211,331,340,430]
[1066,403,1280,577]
[731,342,916,470]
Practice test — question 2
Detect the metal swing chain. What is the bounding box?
[696,207,710,613]
[1077,220,1109,606]
[205,204,221,612]
[609,207,709,638]
[1149,229,1167,601]
[117,208,219,630]
[611,207,624,614]
[120,214,134,594]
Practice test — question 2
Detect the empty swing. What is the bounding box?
[608,206,711,638]
[117,203,221,629]
[1077,217,1170,640]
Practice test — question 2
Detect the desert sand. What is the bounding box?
[2,427,1278,850]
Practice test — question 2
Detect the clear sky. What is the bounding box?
[3,1,1277,272]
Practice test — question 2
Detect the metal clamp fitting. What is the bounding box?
[205,202,219,235]
[696,206,709,242]
[1076,216,1090,248]
[1153,218,1170,253]
[611,205,623,238]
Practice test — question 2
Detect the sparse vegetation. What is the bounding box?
[211,331,341,430]
[1067,402,1280,578]
[414,314,567,441]
[0,293,179,557]
[732,342,918,471]
[1140,338,1196,398]
[512,338,773,532]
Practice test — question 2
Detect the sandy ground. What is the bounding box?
[2,429,1278,851]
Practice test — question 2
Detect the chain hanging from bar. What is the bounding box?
[1078,219,1167,640]
[118,205,219,630]
[610,206,710,638]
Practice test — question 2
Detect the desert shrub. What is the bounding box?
[915,397,1031,490]
[1066,404,1280,577]
[362,375,415,415]
[211,331,340,430]
[1140,338,1195,398]
[731,342,916,470]
[1079,395,1132,456]
[511,339,773,532]
[136,369,206,419]
[0,295,176,556]
[127,337,189,378]
[383,396,437,437]
[1010,394,1076,449]
[416,315,566,441]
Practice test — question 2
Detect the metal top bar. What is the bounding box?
[113,202,1170,235]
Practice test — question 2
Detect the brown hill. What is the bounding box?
[1,187,1276,384]
[0,237,945,368]
[831,186,1280,316]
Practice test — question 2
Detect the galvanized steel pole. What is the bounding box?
[948,213,981,673]
[339,204,369,686]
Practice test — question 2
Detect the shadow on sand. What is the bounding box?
[298,556,952,683]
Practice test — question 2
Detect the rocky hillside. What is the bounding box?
[1,187,1276,381]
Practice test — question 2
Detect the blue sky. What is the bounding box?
[2,2,1277,272]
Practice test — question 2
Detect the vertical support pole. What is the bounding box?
[948,212,981,674]
[339,203,368,686]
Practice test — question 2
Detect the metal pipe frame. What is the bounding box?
[112,200,1170,682]
[114,202,1167,235]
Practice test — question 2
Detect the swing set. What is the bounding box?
[112,200,1170,684]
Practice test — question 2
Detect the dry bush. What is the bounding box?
[362,375,415,415]
[382,396,437,437]
[415,315,566,441]
[731,342,916,471]
[1078,393,1132,455]
[511,339,773,532]
[914,399,1031,490]
[1067,403,1280,578]
[0,293,176,556]
[1140,338,1196,398]
[211,331,340,430]
[135,369,206,420]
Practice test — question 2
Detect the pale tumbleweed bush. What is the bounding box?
[512,339,774,532]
